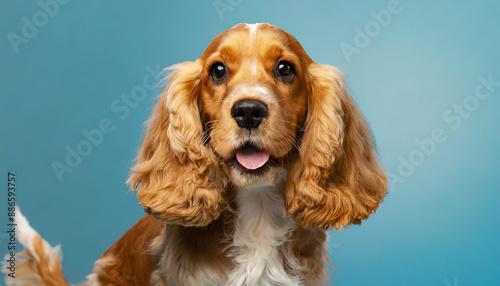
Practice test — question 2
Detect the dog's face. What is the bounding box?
[198,23,311,186]
[128,23,388,229]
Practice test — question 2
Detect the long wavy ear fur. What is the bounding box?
[127,60,227,227]
[286,63,388,230]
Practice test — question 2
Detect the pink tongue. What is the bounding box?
[236,150,270,170]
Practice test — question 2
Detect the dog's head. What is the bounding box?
[128,23,387,229]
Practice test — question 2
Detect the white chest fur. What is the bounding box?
[227,179,303,286]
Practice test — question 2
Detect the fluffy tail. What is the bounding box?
[2,209,70,286]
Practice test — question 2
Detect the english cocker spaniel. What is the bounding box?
[6,23,387,286]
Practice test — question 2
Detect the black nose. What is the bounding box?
[231,99,268,130]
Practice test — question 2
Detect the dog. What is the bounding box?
[4,23,388,286]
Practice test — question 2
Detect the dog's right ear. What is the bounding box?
[127,60,227,227]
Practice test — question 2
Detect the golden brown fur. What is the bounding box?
[286,64,388,230]
[127,61,228,227]
[8,23,387,286]
[92,215,164,285]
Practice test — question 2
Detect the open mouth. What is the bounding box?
[229,142,273,174]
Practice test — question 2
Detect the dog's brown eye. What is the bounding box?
[275,61,295,82]
[210,62,227,83]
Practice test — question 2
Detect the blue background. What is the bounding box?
[1,1,499,285]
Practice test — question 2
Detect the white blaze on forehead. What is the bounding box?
[245,23,262,42]
[245,23,264,76]
[251,60,258,75]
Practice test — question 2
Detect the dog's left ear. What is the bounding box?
[286,63,388,230]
